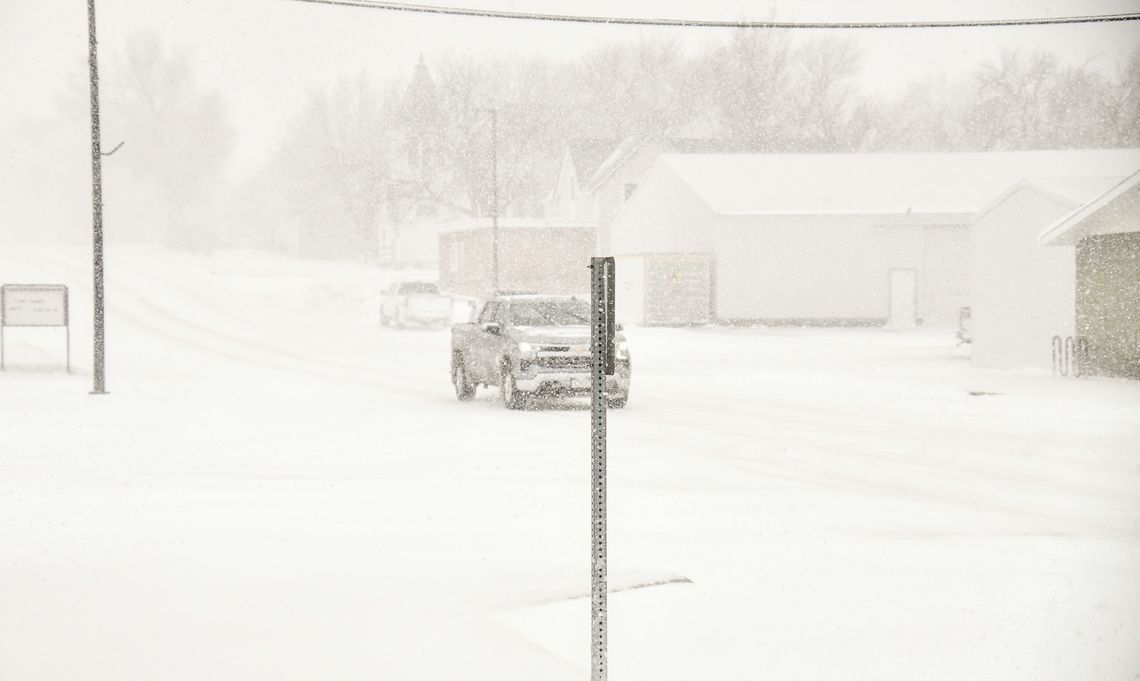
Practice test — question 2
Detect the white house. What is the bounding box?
[606,150,1140,327]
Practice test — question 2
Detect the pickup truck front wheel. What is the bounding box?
[501,364,525,410]
[453,355,475,401]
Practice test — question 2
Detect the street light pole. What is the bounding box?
[489,107,499,294]
[87,0,108,395]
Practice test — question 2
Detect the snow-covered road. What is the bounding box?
[2,247,1138,680]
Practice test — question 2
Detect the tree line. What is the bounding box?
[71,30,1140,255]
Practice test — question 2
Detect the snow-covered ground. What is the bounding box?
[2,246,1139,680]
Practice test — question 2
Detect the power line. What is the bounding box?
[286,0,1140,29]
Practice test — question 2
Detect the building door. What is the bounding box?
[889,269,917,329]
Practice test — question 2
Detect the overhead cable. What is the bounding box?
[286,0,1140,29]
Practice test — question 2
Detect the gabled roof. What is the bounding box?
[431,218,598,234]
[974,175,1126,223]
[1040,169,1140,245]
[1025,176,1128,205]
[566,138,621,184]
[585,134,727,191]
[657,149,1140,216]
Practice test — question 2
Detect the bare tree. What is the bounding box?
[102,31,234,252]
[1106,45,1140,146]
[267,75,391,258]
[789,36,864,151]
[964,49,1058,149]
[573,36,698,139]
[700,29,793,150]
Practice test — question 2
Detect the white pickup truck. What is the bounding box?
[450,295,631,409]
[380,281,453,328]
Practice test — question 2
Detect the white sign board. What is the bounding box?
[1,285,69,327]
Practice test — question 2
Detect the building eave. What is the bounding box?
[1040,170,1140,246]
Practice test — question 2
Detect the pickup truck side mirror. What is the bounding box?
[616,323,624,332]
[483,322,502,335]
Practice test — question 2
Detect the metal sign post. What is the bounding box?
[589,256,615,681]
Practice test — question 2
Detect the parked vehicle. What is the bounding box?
[380,281,453,327]
[450,295,631,409]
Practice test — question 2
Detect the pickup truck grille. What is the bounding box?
[525,356,591,371]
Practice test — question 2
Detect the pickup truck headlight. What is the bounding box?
[518,341,536,353]
[615,341,629,358]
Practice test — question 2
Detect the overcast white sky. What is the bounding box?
[2,0,1139,179]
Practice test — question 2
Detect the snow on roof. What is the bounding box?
[1023,176,1127,206]
[1040,169,1140,246]
[973,175,1128,223]
[586,134,726,191]
[660,150,1140,216]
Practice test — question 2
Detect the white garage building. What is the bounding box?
[606,150,1140,328]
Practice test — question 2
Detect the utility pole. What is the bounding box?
[87,0,108,395]
[489,107,499,294]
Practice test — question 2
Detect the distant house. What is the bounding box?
[545,135,724,245]
[1040,170,1140,380]
[544,138,623,222]
[968,176,1131,374]
[436,219,595,299]
[606,150,1140,327]
[583,135,724,244]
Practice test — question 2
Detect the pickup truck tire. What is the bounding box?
[453,354,475,401]
[500,362,525,410]
[608,395,627,409]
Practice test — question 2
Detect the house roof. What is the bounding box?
[586,135,726,191]
[431,218,598,234]
[1040,169,1140,245]
[1023,176,1127,205]
[567,138,621,184]
[973,175,1127,223]
[658,149,1140,216]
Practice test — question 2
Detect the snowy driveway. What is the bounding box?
[1,248,1139,680]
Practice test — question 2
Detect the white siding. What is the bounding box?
[920,226,970,327]
[608,164,716,256]
[714,216,967,324]
[609,164,970,325]
[970,187,1077,372]
[614,255,646,325]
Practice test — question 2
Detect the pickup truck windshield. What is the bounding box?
[508,299,591,327]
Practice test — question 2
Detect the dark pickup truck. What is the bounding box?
[450,295,631,409]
